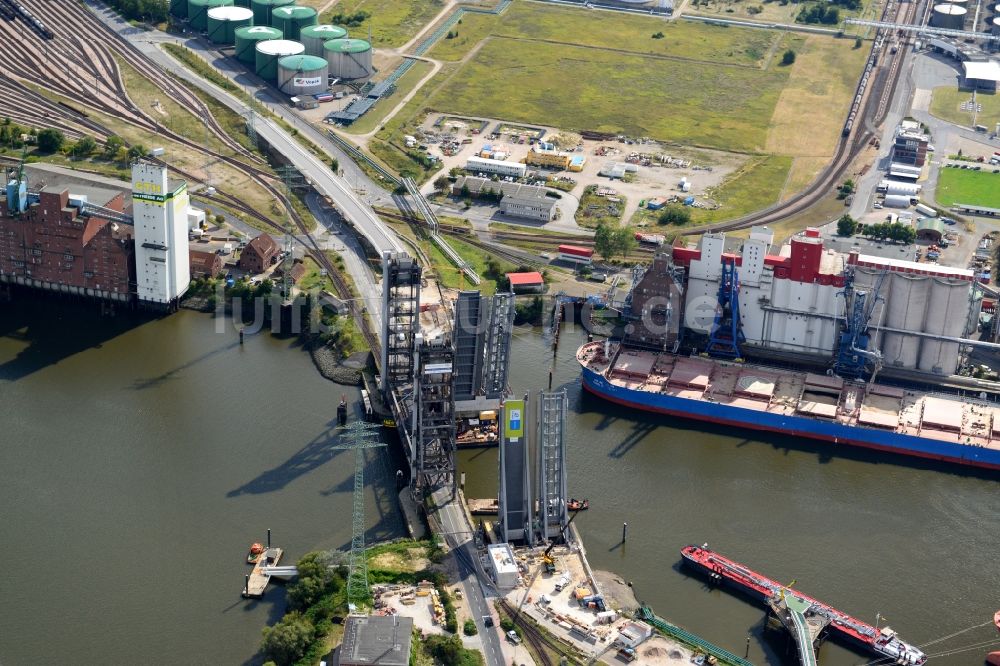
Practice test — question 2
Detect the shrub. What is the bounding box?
[463,618,478,635]
[781,49,796,65]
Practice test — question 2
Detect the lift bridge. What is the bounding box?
[379,251,515,499]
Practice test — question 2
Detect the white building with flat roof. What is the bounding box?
[466,156,527,179]
[132,161,190,307]
[487,543,519,588]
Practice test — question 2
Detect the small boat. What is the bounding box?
[987,652,1000,666]
[247,542,265,564]
[995,609,1000,631]
[567,498,590,511]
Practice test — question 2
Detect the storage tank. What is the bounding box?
[251,0,295,26]
[931,4,967,30]
[170,0,188,18]
[270,5,317,40]
[992,16,1000,36]
[188,0,232,31]
[235,25,283,64]
[883,194,913,208]
[300,24,348,56]
[882,273,930,369]
[879,180,922,197]
[207,6,254,44]
[233,0,250,5]
[324,38,373,80]
[255,39,305,81]
[277,54,329,95]
[918,278,969,373]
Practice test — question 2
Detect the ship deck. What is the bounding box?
[577,342,1000,451]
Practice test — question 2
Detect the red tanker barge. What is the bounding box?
[681,544,926,665]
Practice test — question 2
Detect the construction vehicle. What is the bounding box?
[542,506,582,574]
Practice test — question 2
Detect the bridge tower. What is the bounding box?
[536,389,569,543]
[381,251,421,394]
[330,420,386,606]
[413,334,457,497]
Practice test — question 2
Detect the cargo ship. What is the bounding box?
[680,544,927,665]
[577,340,1000,470]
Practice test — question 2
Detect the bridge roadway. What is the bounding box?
[784,596,820,666]
[83,1,404,258]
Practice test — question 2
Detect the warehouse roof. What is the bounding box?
[963,60,1000,82]
[337,615,412,666]
[506,271,544,286]
[916,218,945,234]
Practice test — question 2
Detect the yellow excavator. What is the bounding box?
[542,507,581,574]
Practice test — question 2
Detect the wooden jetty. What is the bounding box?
[467,498,499,515]
[243,547,283,598]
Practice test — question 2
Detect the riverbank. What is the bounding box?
[310,345,367,386]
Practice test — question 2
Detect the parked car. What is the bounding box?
[506,630,521,645]
[590,272,607,282]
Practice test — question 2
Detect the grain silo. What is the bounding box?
[251,0,295,27]
[931,4,967,30]
[918,278,969,373]
[300,23,347,56]
[207,6,254,44]
[277,54,329,95]
[324,38,373,80]
[188,0,233,32]
[235,25,283,64]
[882,272,930,369]
[255,39,305,81]
[170,0,188,18]
[270,5,317,40]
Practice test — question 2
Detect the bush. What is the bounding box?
[463,618,478,635]
[658,205,691,226]
[781,49,797,65]
[37,128,64,154]
[652,31,664,38]
[260,612,315,666]
[836,214,857,237]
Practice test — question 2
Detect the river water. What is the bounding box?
[2,302,998,665]
[461,323,1000,666]
[0,301,403,665]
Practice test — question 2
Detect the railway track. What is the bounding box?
[499,601,556,666]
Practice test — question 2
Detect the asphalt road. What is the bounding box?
[433,488,505,666]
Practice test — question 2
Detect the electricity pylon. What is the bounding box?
[330,420,385,607]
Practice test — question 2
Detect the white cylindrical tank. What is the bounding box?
[931,3,967,30]
[277,54,329,95]
[883,194,913,208]
[882,272,929,369]
[918,278,969,374]
[992,16,1000,36]
[324,38,373,80]
[879,180,922,197]
[255,39,305,81]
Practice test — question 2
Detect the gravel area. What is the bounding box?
[310,346,368,385]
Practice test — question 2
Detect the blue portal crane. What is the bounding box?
[706,258,744,359]
[834,267,887,380]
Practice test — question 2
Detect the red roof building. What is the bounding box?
[238,233,278,274]
[506,271,544,293]
[189,249,222,279]
[558,244,593,265]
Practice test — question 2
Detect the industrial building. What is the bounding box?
[277,54,328,96]
[892,125,930,168]
[189,249,222,279]
[335,615,413,666]
[465,156,527,179]
[506,271,545,293]
[300,24,348,56]
[525,145,571,170]
[206,5,253,44]
[239,232,278,273]
[488,543,519,588]
[132,161,192,307]
[451,175,555,220]
[670,228,984,375]
[962,60,1000,91]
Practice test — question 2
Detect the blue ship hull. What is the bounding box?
[581,366,1000,471]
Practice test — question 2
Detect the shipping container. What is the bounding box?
[915,203,937,217]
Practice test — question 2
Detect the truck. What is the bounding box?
[915,203,937,217]
[554,574,570,592]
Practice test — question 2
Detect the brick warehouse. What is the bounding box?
[0,160,195,307]
[0,184,135,302]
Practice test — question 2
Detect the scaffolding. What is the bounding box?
[481,292,515,399]
[536,389,568,543]
[413,334,456,497]
[381,251,421,394]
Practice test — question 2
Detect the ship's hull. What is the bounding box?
[581,366,1000,472]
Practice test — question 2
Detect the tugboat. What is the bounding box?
[247,542,265,564]
[567,498,590,511]
[987,610,1000,666]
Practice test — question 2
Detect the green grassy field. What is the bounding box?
[424,37,787,152]
[935,167,1000,208]
[929,86,1000,131]
[324,0,445,48]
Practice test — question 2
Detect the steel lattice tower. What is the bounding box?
[330,420,385,606]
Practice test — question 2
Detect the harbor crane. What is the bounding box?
[834,268,887,381]
[706,258,744,359]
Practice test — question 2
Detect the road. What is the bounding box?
[83,1,403,257]
[432,487,505,666]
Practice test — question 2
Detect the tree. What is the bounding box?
[260,612,314,666]
[103,135,124,160]
[612,227,637,260]
[126,144,146,162]
[836,214,857,237]
[594,223,616,261]
[781,49,796,65]
[286,552,340,611]
[434,175,451,191]
[37,128,65,154]
[658,205,691,226]
[463,618,478,635]
[70,135,97,158]
[839,179,855,197]
[330,157,339,173]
